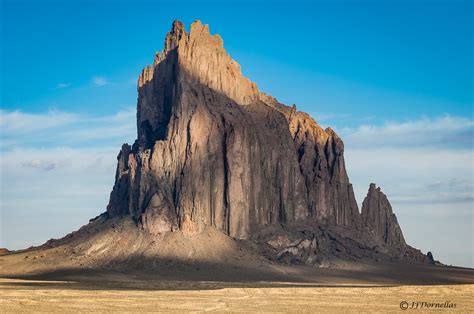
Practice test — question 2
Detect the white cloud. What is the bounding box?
[0,108,135,149]
[337,115,473,267]
[93,76,108,86]
[309,112,352,122]
[0,108,135,243]
[0,109,79,134]
[0,108,136,248]
[338,115,474,205]
[345,147,474,204]
[21,159,58,171]
[340,115,473,148]
[56,82,71,89]
[0,147,120,249]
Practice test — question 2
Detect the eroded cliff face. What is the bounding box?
[107,20,380,241]
[262,96,361,227]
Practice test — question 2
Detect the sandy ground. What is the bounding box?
[0,278,472,312]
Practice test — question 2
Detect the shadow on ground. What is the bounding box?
[2,254,474,291]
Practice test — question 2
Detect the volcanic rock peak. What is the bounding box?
[0,21,439,280]
[107,20,411,260]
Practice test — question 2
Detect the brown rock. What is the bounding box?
[262,96,360,227]
[426,251,436,264]
[108,20,320,239]
[141,191,178,234]
[106,20,392,254]
[361,183,406,248]
[181,214,198,236]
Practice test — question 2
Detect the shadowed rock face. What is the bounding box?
[272,101,361,227]
[106,21,396,246]
[361,184,406,248]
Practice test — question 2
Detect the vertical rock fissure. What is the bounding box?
[222,121,231,235]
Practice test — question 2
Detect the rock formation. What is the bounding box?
[361,184,406,248]
[107,20,361,239]
[105,20,428,264]
[426,251,436,264]
[276,102,360,226]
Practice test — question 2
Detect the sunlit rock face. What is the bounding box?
[106,20,366,239]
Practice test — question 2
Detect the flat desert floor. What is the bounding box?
[0,278,472,312]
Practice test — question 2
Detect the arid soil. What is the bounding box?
[1,278,473,312]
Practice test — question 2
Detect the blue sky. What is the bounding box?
[1,0,473,267]
[2,0,472,118]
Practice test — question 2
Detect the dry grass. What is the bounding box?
[1,279,472,313]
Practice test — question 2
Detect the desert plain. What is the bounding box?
[1,252,473,313]
[1,278,473,312]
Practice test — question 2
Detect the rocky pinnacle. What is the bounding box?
[361,183,406,248]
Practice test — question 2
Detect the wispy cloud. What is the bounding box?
[340,115,474,149]
[338,115,474,207]
[347,147,473,195]
[21,159,58,171]
[0,106,135,248]
[0,108,135,149]
[1,146,120,249]
[341,124,473,268]
[0,109,79,134]
[93,76,108,87]
[56,82,71,89]
[310,112,352,122]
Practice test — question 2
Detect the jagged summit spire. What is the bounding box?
[172,19,185,30]
[164,20,185,53]
[138,20,259,104]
